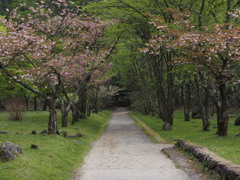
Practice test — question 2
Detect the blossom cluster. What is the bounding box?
[0,0,112,92]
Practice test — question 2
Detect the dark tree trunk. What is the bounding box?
[86,98,92,116]
[156,92,163,119]
[182,84,192,122]
[79,85,87,119]
[184,110,191,122]
[216,83,229,136]
[143,100,150,115]
[24,95,30,110]
[202,95,210,131]
[71,105,79,125]
[92,85,100,114]
[34,96,37,110]
[87,106,91,116]
[195,73,211,131]
[42,99,48,110]
[162,105,174,126]
[166,109,174,125]
[61,100,68,127]
[92,99,99,113]
[48,97,58,134]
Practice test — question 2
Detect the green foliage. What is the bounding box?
[0,73,30,99]
[0,16,6,33]
[130,111,240,165]
[0,110,112,180]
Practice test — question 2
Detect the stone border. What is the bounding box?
[176,139,240,180]
[129,113,168,144]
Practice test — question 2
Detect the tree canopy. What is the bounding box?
[1,0,240,136]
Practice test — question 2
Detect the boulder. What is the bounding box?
[40,130,48,135]
[234,117,240,126]
[68,133,83,138]
[0,142,23,161]
[162,122,172,131]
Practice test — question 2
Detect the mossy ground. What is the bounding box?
[130,111,240,165]
[0,110,112,180]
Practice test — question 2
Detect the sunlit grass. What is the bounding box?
[0,110,112,180]
[130,110,240,165]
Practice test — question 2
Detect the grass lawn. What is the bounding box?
[0,110,112,180]
[130,111,240,165]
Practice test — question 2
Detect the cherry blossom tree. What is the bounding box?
[143,8,240,136]
[0,0,112,134]
[139,10,192,130]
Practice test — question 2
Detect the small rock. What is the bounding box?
[76,133,83,137]
[63,131,67,137]
[0,142,23,161]
[0,131,8,134]
[234,117,240,126]
[58,130,63,133]
[31,144,38,149]
[69,133,84,138]
[31,131,37,135]
[40,130,48,135]
[162,122,172,131]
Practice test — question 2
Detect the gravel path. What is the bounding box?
[74,108,192,180]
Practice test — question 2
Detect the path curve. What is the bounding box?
[74,108,191,180]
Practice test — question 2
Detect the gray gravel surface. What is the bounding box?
[74,108,192,180]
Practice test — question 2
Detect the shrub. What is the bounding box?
[5,98,25,121]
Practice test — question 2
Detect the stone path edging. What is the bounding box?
[176,139,240,180]
[129,113,168,144]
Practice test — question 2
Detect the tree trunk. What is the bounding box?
[92,99,99,113]
[42,99,48,110]
[182,84,191,122]
[34,96,37,111]
[92,85,100,113]
[61,99,68,127]
[87,106,91,116]
[216,83,229,136]
[79,85,87,119]
[195,73,210,131]
[162,107,174,125]
[202,95,210,131]
[24,95,30,110]
[48,97,58,134]
[184,110,191,121]
[71,105,79,125]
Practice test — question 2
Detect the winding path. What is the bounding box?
[74,108,191,180]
